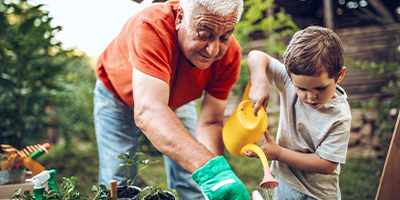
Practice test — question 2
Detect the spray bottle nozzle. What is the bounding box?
[47,170,61,194]
[27,169,61,200]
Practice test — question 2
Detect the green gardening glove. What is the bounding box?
[192,156,250,200]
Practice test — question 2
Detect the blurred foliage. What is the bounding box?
[0,0,95,150]
[232,0,298,98]
[345,58,400,157]
[0,0,66,148]
[234,0,298,56]
[52,54,96,148]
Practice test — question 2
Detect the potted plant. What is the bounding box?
[12,176,113,200]
[140,186,177,200]
[12,152,178,200]
[113,152,145,199]
[115,152,177,200]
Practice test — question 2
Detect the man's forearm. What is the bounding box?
[134,103,214,173]
[196,122,225,156]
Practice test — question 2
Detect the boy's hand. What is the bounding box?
[248,82,270,116]
[245,130,281,161]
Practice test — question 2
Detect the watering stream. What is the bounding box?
[261,188,275,200]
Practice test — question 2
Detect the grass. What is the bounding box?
[340,156,385,200]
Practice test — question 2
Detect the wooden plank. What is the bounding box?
[336,24,400,37]
[376,113,400,200]
[0,182,34,199]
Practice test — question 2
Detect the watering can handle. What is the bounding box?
[241,144,270,168]
[241,81,252,102]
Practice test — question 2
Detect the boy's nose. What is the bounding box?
[307,92,316,100]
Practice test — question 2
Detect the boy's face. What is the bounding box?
[290,67,345,110]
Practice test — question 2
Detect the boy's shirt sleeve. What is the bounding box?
[267,58,291,91]
[315,109,352,164]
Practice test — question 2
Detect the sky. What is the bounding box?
[31,0,153,57]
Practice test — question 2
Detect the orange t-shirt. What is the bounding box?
[96,0,242,109]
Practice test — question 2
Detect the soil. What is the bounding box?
[143,192,175,200]
[106,186,140,198]
[118,186,140,198]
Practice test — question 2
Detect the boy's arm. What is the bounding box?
[247,50,272,115]
[255,132,338,174]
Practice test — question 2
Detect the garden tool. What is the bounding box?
[26,169,61,200]
[1,143,50,175]
[222,81,279,189]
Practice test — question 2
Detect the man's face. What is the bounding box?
[175,5,237,69]
[291,69,344,110]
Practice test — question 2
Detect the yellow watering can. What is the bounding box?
[223,81,279,189]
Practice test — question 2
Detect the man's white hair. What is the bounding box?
[179,0,243,23]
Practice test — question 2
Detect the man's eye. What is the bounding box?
[199,31,210,40]
[220,36,229,42]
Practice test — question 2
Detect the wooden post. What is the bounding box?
[323,0,334,30]
[369,0,396,24]
[376,112,400,200]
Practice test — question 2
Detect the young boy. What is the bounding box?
[246,26,351,199]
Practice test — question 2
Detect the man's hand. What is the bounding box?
[192,156,250,200]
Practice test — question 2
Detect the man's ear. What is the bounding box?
[175,7,184,31]
[336,66,346,84]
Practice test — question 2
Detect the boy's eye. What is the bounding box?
[316,87,327,91]
[297,87,307,91]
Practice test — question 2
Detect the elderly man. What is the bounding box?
[94,0,249,199]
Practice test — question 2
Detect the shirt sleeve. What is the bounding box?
[316,116,351,164]
[128,21,174,85]
[267,58,291,91]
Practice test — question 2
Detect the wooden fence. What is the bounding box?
[336,24,400,102]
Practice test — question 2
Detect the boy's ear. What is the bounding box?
[336,66,346,84]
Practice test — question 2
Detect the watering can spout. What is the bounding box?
[241,144,279,189]
[261,168,279,189]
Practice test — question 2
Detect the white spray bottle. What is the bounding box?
[26,169,61,200]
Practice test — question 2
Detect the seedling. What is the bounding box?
[12,176,114,200]
[116,152,159,188]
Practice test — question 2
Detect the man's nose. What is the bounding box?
[206,40,219,57]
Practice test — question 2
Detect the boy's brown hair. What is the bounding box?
[283,26,344,81]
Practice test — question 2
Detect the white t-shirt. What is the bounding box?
[268,58,352,199]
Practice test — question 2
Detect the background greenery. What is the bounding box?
[1,0,399,199]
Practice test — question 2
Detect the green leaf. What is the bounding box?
[11,188,22,198]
